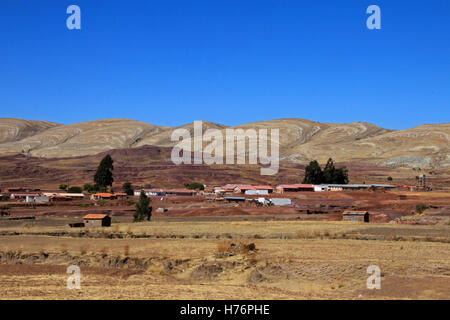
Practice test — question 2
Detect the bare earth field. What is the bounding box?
[0,217,448,300]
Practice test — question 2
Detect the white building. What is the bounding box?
[270,198,292,206]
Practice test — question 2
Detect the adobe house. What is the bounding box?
[275,184,314,193]
[83,214,111,227]
[90,193,116,200]
[231,185,273,194]
[342,211,370,222]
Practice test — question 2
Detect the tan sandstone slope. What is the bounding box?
[0,118,448,168]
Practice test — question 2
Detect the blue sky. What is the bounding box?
[1,0,449,129]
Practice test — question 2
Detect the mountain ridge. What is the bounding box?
[0,118,448,168]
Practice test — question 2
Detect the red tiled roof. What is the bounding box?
[343,211,369,215]
[277,184,314,189]
[83,214,109,219]
[92,193,114,197]
[251,185,274,190]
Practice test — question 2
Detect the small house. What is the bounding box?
[275,184,314,193]
[342,211,369,222]
[10,193,39,201]
[83,214,111,227]
[91,193,116,200]
[270,198,292,206]
[26,195,49,203]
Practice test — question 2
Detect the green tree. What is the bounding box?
[122,182,134,196]
[83,183,98,193]
[303,158,348,184]
[184,182,205,190]
[59,184,68,191]
[322,158,336,183]
[333,167,349,184]
[67,186,82,193]
[303,160,323,184]
[94,154,114,191]
[134,190,152,222]
[322,158,349,184]
[415,203,427,214]
[387,176,393,181]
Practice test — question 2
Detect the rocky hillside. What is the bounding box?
[0,119,59,144]
[0,118,448,168]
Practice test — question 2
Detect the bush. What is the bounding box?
[0,205,10,217]
[67,186,82,193]
[184,182,205,190]
[387,176,393,181]
[83,183,98,193]
[122,182,134,196]
[415,203,427,214]
[59,184,68,190]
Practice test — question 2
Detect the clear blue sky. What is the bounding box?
[1,0,449,129]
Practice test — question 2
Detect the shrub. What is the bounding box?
[415,203,427,214]
[67,186,82,193]
[387,176,393,181]
[59,184,68,190]
[184,182,205,190]
[122,182,134,196]
[83,183,98,193]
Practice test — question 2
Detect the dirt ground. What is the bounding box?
[0,218,448,300]
[1,185,449,300]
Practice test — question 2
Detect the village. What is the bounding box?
[0,171,443,228]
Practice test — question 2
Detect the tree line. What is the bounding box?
[303,158,349,184]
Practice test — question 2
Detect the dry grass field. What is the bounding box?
[0,218,448,300]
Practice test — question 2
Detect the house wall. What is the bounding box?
[84,219,102,227]
[343,215,367,222]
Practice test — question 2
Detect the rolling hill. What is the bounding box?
[0,118,448,168]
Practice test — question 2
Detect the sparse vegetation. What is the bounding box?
[415,203,428,214]
[134,190,152,222]
[67,186,82,193]
[83,183,98,193]
[0,205,10,217]
[184,182,205,190]
[122,182,134,196]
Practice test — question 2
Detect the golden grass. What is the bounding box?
[0,218,449,299]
